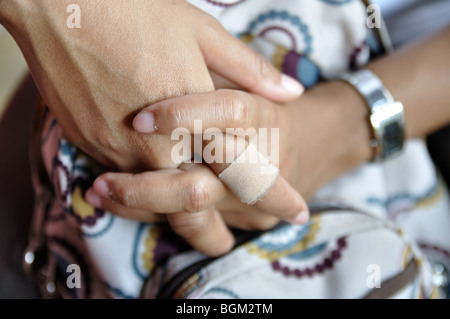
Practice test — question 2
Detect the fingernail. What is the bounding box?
[292,211,309,225]
[93,178,110,198]
[280,74,304,96]
[85,189,102,208]
[133,112,156,133]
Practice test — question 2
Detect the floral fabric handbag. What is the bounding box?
[24,0,450,299]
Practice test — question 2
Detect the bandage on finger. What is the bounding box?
[218,143,279,205]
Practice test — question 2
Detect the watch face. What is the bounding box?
[382,120,404,158]
[370,101,405,160]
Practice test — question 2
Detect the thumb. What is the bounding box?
[198,20,304,103]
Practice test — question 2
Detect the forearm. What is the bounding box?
[368,25,450,139]
[331,25,450,169]
[288,26,450,198]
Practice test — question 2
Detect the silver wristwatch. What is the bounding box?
[340,69,405,162]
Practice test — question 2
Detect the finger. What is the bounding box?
[198,17,304,102]
[85,187,167,223]
[218,193,280,231]
[87,163,229,214]
[133,89,260,135]
[167,208,235,257]
[89,126,309,226]
[87,179,235,257]
[254,175,310,225]
[200,135,309,225]
[206,139,310,225]
[209,71,240,91]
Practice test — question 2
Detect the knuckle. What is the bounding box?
[197,14,224,50]
[112,184,137,208]
[201,14,223,36]
[183,181,211,213]
[220,90,250,129]
[165,104,184,129]
[203,13,221,29]
[252,55,272,81]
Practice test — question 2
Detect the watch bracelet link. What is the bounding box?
[339,69,406,162]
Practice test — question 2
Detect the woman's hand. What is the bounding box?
[131,81,373,200]
[0,0,303,173]
[86,80,374,256]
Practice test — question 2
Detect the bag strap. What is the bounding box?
[362,259,419,299]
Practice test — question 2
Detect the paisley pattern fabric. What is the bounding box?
[27,0,450,299]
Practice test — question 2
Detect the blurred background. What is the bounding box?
[0,0,449,299]
[0,26,28,118]
[0,25,40,298]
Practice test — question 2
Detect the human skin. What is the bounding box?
[0,0,311,255]
[88,25,450,255]
[2,0,449,256]
[0,0,305,171]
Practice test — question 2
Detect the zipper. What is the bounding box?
[155,257,214,299]
[155,222,287,299]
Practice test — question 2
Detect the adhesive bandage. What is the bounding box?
[218,144,279,205]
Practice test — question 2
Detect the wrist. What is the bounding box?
[284,80,372,199]
[338,69,406,162]
[320,80,374,171]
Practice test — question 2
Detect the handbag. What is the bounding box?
[146,205,431,299]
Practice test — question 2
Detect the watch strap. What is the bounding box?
[340,69,405,162]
